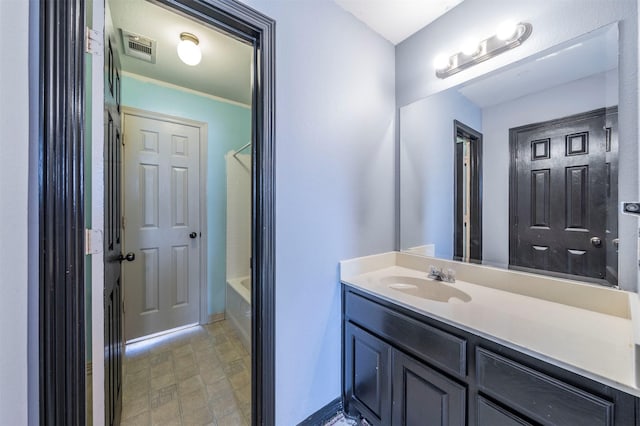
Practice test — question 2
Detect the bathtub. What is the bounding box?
[226,276,251,352]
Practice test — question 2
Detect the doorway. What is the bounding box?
[97,0,272,420]
[121,109,207,342]
[508,107,618,285]
[38,0,275,424]
[453,120,482,263]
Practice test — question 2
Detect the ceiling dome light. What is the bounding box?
[177,32,202,66]
[433,54,450,71]
[496,20,519,41]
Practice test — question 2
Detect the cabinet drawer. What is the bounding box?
[477,396,532,426]
[476,348,614,426]
[346,291,466,377]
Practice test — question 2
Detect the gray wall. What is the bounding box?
[240,1,396,424]
[396,0,639,290]
[400,90,481,258]
[0,0,31,424]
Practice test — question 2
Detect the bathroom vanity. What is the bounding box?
[340,252,640,425]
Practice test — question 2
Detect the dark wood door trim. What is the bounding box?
[453,120,483,263]
[144,1,277,424]
[40,0,275,425]
[38,0,86,424]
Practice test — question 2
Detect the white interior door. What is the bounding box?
[123,111,201,341]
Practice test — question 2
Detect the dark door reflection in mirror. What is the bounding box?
[400,24,620,286]
[509,107,618,286]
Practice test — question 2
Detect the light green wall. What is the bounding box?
[121,74,251,316]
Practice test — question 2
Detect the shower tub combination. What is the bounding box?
[226,276,251,352]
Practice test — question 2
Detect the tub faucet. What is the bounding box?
[428,265,456,283]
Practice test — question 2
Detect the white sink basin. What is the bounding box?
[380,275,471,303]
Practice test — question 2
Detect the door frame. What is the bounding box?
[120,107,210,337]
[39,0,276,424]
[38,0,87,423]
[453,120,483,263]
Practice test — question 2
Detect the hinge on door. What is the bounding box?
[85,229,104,254]
[85,27,103,55]
[122,216,126,230]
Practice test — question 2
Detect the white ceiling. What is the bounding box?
[334,0,465,45]
[108,0,253,105]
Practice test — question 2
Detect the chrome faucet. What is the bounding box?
[428,265,456,283]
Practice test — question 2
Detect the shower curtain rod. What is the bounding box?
[233,141,251,158]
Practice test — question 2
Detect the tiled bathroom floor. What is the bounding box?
[120,321,251,426]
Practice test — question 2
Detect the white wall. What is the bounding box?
[0,0,31,424]
[225,152,251,280]
[396,0,639,290]
[400,90,481,258]
[240,1,396,423]
[482,71,619,267]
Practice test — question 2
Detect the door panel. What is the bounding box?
[123,113,201,341]
[510,108,618,284]
[392,349,466,426]
[104,35,123,426]
[344,323,392,425]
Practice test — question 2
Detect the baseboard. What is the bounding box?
[206,312,225,324]
[297,397,343,426]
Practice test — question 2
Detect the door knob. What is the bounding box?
[590,237,602,248]
[189,232,198,239]
[118,252,135,262]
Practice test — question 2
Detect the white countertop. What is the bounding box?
[340,252,640,397]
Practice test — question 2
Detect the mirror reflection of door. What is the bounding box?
[454,120,482,263]
[509,107,618,286]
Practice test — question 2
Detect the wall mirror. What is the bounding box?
[400,24,623,287]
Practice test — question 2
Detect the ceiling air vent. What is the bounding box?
[121,29,157,64]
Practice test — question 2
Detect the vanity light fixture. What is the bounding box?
[435,21,532,79]
[177,32,202,66]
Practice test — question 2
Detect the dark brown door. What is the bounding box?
[509,107,618,284]
[104,34,124,426]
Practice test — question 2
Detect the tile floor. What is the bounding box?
[120,321,251,426]
[323,413,359,425]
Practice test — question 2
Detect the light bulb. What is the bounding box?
[461,39,479,56]
[177,32,202,66]
[496,20,519,41]
[433,54,450,71]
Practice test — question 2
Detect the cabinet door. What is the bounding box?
[344,323,392,425]
[393,350,466,426]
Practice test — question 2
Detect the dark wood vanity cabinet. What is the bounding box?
[344,322,465,426]
[344,323,392,425]
[342,285,640,426]
[392,349,466,426]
